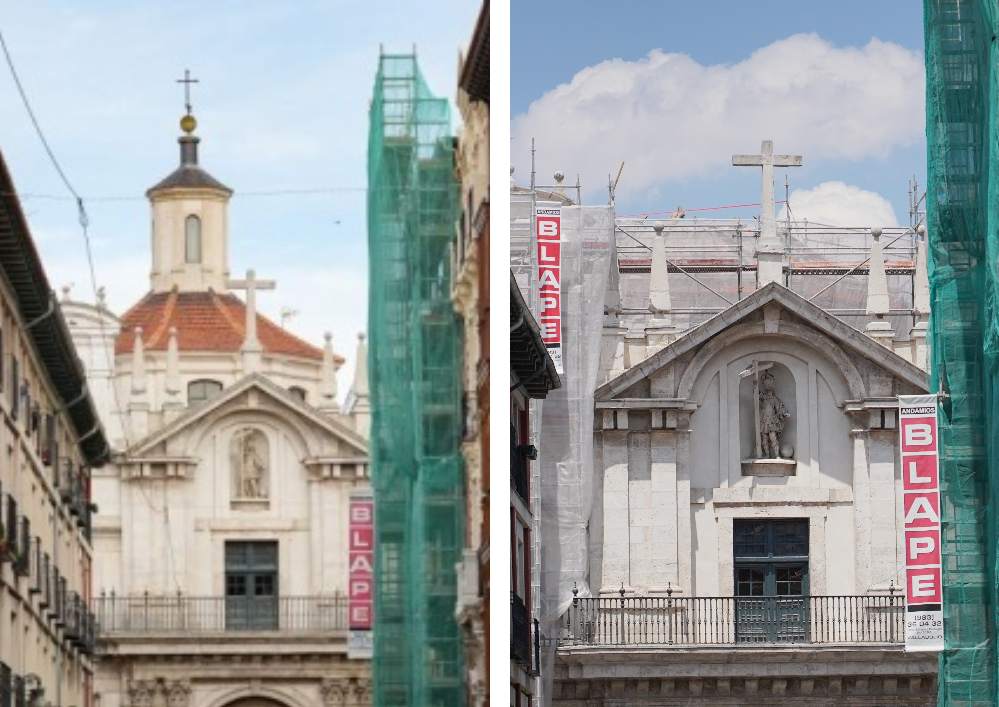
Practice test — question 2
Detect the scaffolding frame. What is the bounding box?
[367,54,465,707]
[925,1,998,705]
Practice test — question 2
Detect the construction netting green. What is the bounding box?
[925,1,999,704]
[367,54,465,707]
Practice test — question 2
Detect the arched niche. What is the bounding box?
[679,321,865,401]
[231,427,270,500]
[688,333,854,490]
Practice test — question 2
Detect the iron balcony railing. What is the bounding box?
[94,594,348,634]
[511,592,531,667]
[510,425,529,503]
[558,595,904,646]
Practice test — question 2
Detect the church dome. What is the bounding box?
[115,289,324,361]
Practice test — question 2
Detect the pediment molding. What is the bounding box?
[675,321,866,401]
[124,373,367,460]
[596,283,928,402]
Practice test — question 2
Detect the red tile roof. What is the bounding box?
[115,289,324,361]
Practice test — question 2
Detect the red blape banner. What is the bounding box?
[899,394,943,652]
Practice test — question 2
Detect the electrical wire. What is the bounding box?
[0,27,79,202]
[2,186,367,202]
[0,21,182,588]
[618,200,788,219]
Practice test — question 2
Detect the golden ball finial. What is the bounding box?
[180,114,197,134]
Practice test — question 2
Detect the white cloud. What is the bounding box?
[511,34,924,194]
[778,181,900,228]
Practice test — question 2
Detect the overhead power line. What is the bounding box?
[618,200,789,218]
[1,186,367,203]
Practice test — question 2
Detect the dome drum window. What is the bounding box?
[188,379,222,406]
[185,215,202,264]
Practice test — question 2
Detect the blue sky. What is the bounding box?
[0,1,480,392]
[510,0,927,227]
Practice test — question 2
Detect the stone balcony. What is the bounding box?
[552,596,938,706]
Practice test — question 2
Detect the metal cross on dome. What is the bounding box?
[177,69,199,116]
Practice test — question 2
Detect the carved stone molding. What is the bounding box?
[350,677,373,706]
[127,680,191,707]
[320,679,349,707]
[127,680,155,707]
[551,675,938,705]
[166,681,191,707]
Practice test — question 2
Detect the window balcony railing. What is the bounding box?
[94,594,348,635]
[510,425,529,503]
[557,595,904,647]
[511,592,531,667]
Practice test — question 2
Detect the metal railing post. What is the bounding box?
[667,583,673,645]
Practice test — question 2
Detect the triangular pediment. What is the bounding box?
[596,282,928,401]
[126,373,367,459]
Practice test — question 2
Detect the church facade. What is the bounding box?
[540,144,940,705]
[64,111,372,707]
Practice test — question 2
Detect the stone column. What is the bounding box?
[676,413,693,593]
[865,228,895,347]
[163,327,183,423]
[129,326,149,439]
[649,430,678,592]
[628,431,652,592]
[319,332,339,414]
[851,424,873,594]
[869,430,899,588]
[600,429,631,594]
[646,221,676,357]
[717,515,735,596]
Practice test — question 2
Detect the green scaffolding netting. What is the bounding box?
[926,1,999,704]
[367,54,466,707]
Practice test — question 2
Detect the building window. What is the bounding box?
[733,519,809,643]
[188,379,222,406]
[224,541,278,630]
[9,356,18,420]
[185,215,202,264]
[288,386,307,403]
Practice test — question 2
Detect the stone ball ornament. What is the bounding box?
[780,444,794,459]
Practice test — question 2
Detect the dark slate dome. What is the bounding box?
[147,121,232,197]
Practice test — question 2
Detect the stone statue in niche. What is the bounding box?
[740,360,793,460]
[758,370,792,459]
[232,429,269,499]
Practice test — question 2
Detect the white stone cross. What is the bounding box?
[740,359,773,459]
[732,140,802,247]
[227,269,276,351]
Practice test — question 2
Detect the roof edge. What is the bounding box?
[0,152,110,466]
